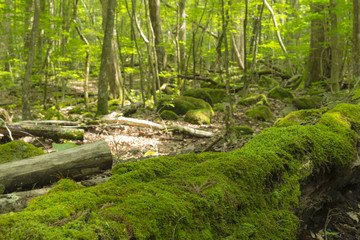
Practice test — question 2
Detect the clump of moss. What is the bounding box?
[245,105,273,121]
[0,140,44,164]
[238,94,269,106]
[160,110,179,120]
[233,126,254,138]
[82,112,95,119]
[213,103,224,112]
[274,108,328,127]
[157,96,213,116]
[183,88,213,105]
[259,75,279,89]
[108,99,121,107]
[0,104,359,239]
[292,96,318,109]
[268,86,294,100]
[203,88,226,104]
[184,108,212,124]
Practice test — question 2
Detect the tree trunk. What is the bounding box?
[22,0,40,120]
[354,0,360,86]
[0,141,112,193]
[148,0,165,73]
[330,0,340,92]
[97,0,117,116]
[306,3,330,87]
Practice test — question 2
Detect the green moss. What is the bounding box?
[203,88,226,104]
[0,104,358,239]
[160,110,179,120]
[158,96,213,116]
[274,108,328,127]
[68,106,83,114]
[184,108,212,124]
[108,99,121,107]
[292,96,318,109]
[213,103,224,112]
[259,75,279,89]
[83,112,95,119]
[233,126,254,137]
[245,105,273,121]
[268,87,294,100]
[183,88,213,105]
[0,140,44,164]
[238,94,269,106]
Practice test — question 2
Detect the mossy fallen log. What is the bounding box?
[0,104,359,239]
[0,123,84,141]
[0,140,112,193]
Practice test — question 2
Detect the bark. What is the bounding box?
[0,0,12,71]
[178,0,186,73]
[22,0,40,120]
[306,3,330,87]
[148,0,165,72]
[97,0,117,116]
[0,141,112,193]
[330,0,340,92]
[0,123,84,141]
[354,0,360,85]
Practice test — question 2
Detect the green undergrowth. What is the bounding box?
[0,104,359,239]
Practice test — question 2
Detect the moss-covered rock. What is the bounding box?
[233,126,254,138]
[238,94,269,106]
[274,108,328,127]
[213,103,224,112]
[203,88,226,104]
[108,99,121,107]
[160,110,179,120]
[268,86,294,100]
[0,140,44,164]
[1,104,359,239]
[259,75,279,89]
[183,88,213,105]
[292,96,318,109]
[157,95,213,116]
[245,105,273,121]
[279,105,298,117]
[184,108,212,124]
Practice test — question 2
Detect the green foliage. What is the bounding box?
[160,110,179,120]
[245,105,274,121]
[0,140,44,164]
[213,103,224,112]
[259,75,280,89]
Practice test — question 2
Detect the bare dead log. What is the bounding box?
[101,116,215,138]
[0,123,84,141]
[0,140,112,193]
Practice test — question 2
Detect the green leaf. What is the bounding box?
[144,151,156,156]
[52,142,77,151]
[325,230,339,236]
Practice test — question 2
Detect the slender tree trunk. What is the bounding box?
[22,0,40,120]
[330,0,340,92]
[148,0,165,73]
[178,0,186,74]
[306,3,330,87]
[354,0,360,86]
[242,0,249,97]
[97,0,117,116]
[0,0,12,71]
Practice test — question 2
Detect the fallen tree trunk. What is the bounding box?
[0,176,111,214]
[0,140,112,193]
[0,123,84,141]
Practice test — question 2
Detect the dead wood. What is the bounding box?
[0,123,84,141]
[0,140,112,193]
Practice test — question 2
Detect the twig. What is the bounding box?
[1,119,13,141]
[172,216,186,240]
[202,136,223,152]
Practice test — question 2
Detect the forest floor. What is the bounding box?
[1,81,359,240]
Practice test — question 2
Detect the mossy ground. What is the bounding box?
[0,104,359,239]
